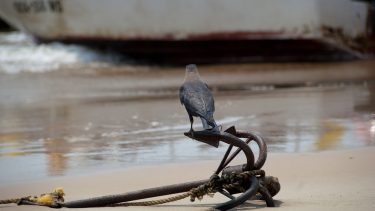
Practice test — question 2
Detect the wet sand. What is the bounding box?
[1,146,375,211]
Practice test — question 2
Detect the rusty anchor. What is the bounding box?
[61,126,280,210]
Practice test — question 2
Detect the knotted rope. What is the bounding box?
[108,169,265,207]
[0,188,65,208]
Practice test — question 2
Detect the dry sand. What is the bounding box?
[1,147,375,211]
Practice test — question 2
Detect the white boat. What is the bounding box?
[0,0,374,63]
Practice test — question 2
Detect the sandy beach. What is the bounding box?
[1,32,375,211]
[1,146,374,211]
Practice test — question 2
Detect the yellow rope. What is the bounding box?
[0,188,65,207]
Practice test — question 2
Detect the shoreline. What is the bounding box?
[1,146,375,210]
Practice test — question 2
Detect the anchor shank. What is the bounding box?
[63,179,208,208]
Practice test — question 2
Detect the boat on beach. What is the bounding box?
[0,0,374,63]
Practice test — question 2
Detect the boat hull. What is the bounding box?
[0,0,374,62]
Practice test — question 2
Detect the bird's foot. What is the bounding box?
[208,125,222,132]
[189,129,195,138]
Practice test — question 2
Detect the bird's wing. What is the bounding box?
[180,85,208,117]
[179,86,185,105]
[203,83,215,113]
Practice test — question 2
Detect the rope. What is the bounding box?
[0,170,265,208]
[110,192,191,207]
[110,169,265,207]
[0,198,21,204]
[0,188,65,208]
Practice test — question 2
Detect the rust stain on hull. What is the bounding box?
[321,25,375,55]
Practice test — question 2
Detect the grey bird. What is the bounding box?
[179,64,218,132]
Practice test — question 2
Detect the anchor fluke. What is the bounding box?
[184,130,220,148]
[184,126,238,148]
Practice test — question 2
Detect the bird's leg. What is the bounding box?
[189,114,194,137]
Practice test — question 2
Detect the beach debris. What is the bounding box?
[179,64,219,132]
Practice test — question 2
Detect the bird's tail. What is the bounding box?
[200,117,220,131]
